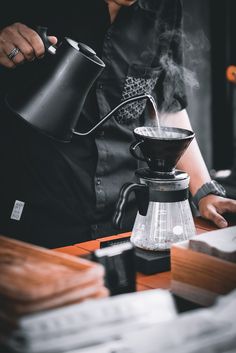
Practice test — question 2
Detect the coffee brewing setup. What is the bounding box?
[5,27,196,261]
[113,126,196,251]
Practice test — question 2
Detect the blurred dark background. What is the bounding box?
[183,0,236,197]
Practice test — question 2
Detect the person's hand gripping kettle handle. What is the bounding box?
[0,22,57,68]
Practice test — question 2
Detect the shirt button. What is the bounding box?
[96,179,101,186]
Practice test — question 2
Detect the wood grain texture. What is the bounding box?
[189,226,236,263]
[0,236,106,303]
[136,272,171,290]
[171,240,236,306]
[55,222,216,293]
[54,246,90,256]
[0,284,109,316]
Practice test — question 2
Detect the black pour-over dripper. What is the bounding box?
[113,125,195,230]
[130,126,195,173]
[113,125,196,252]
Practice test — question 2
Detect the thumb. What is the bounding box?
[48,36,58,45]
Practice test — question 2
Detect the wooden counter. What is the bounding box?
[54,217,220,292]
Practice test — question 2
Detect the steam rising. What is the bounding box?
[135,126,186,139]
[155,26,210,115]
[160,52,199,113]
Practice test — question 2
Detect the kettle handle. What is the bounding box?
[36,26,57,55]
[113,183,149,230]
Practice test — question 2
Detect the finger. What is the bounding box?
[206,205,228,228]
[3,44,25,65]
[0,24,35,62]
[0,52,16,68]
[213,215,228,229]
[218,198,236,214]
[200,195,236,218]
[0,46,16,68]
[36,36,58,59]
[17,23,45,58]
[48,36,58,46]
[13,32,37,61]
[0,28,21,67]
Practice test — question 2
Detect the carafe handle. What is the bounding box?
[113,183,149,230]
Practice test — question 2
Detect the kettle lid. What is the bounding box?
[65,38,105,67]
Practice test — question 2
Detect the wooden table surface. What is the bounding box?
[54,217,222,292]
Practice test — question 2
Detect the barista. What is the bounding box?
[0,0,236,248]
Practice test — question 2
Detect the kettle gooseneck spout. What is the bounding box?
[73,93,154,136]
[5,27,157,142]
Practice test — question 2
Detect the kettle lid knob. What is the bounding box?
[78,42,97,57]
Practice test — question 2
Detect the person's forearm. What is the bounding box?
[177,135,211,196]
[160,109,211,196]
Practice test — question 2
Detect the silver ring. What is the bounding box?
[7,47,21,60]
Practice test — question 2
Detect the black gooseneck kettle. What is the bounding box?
[5,27,152,142]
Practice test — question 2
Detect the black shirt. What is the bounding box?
[0,0,187,248]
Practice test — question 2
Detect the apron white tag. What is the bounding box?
[10,200,25,221]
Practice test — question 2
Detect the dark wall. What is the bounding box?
[183,0,236,170]
[182,0,212,168]
[210,0,236,170]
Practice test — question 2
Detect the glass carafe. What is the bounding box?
[114,169,196,251]
[131,200,195,251]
